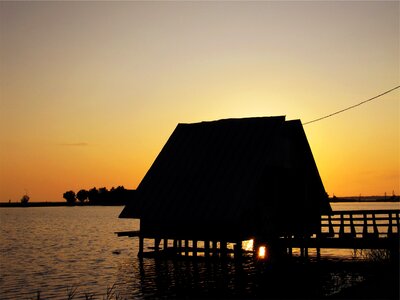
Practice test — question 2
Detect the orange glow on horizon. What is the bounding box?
[0,1,398,202]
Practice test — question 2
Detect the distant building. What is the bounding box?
[120,116,331,256]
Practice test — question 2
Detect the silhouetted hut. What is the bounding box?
[120,116,331,256]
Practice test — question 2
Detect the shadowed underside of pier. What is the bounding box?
[116,209,399,259]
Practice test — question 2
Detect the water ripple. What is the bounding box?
[1,205,396,299]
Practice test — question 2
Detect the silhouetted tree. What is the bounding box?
[76,189,88,204]
[88,187,99,204]
[20,194,30,205]
[99,187,108,194]
[63,190,76,205]
[74,186,132,205]
[98,187,109,203]
[110,186,128,205]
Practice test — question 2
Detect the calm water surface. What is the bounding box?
[0,203,398,299]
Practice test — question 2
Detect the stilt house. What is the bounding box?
[120,116,331,255]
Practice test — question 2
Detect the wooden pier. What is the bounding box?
[281,209,399,257]
[116,209,399,259]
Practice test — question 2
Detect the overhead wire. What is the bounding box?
[302,85,400,125]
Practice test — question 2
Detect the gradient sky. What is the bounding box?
[0,1,399,202]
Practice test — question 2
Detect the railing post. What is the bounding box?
[388,213,393,236]
[184,239,189,256]
[212,240,218,257]
[138,236,144,257]
[339,213,345,237]
[372,213,379,237]
[234,240,242,259]
[178,239,182,255]
[164,238,168,251]
[193,240,198,257]
[317,216,323,238]
[155,238,160,252]
[328,215,335,237]
[204,240,210,258]
[363,213,369,238]
[350,214,356,237]
[220,241,227,257]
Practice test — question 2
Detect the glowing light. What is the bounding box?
[258,246,267,259]
[242,239,254,251]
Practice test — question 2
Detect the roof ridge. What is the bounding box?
[178,115,287,126]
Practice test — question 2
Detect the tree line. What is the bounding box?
[63,186,134,205]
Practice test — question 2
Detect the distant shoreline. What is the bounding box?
[0,202,125,208]
[1,196,398,207]
[329,196,399,203]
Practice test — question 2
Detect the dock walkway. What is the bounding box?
[281,209,399,257]
[116,209,400,258]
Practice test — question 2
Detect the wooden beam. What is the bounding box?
[204,240,210,258]
[115,230,140,237]
[138,236,144,257]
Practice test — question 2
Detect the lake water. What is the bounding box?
[0,203,398,299]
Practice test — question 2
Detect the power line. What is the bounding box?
[303,85,400,125]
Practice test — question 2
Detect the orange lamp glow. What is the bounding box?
[258,246,267,259]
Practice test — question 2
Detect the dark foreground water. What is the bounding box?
[0,203,398,299]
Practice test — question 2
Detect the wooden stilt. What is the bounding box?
[363,213,369,238]
[388,213,393,236]
[328,215,335,237]
[212,241,218,257]
[138,236,144,257]
[220,241,227,257]
[178,239,182,255]
[163,238,168,250]
[287,235,293,256]
[372,214,379,237]
[234,241,242,259]
[204,240,210,258]
[184,239,189,256]
[155,238,160,252]
[350,214,356,237]
[339,213,345,237]
[193,240,198,257]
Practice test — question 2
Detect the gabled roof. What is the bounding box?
[120,116,331,240]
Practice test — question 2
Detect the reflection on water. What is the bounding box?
[113,255,368,299]
[0,203,398,299]
[330,202,400,211]
[0,207,137,299]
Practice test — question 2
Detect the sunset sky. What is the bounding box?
[0,1,399,202]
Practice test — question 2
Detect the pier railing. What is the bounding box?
[280,210,400,254]
[318,209,400,239]
[116,209,400,258]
